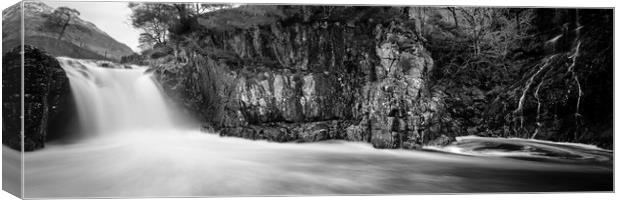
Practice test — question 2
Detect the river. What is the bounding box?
[4,57,611,198]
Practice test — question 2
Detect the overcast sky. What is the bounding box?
[47,1,142,52]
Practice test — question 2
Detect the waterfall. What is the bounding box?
[57,57,177,137]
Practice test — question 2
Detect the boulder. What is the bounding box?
[2,45,71,151]
[426,134,456,147]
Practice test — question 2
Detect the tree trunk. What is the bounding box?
[57,15,71,41]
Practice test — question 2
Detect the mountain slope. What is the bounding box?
[2,1,134,61]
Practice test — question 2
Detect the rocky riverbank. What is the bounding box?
[151,6,612,150]
[153,13,455,149]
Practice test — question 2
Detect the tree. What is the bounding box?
[457,7,494,57]
[128,3,177,50]
[446,7,458,28]
[129,3,229,50]
[43,7,80,41]
[138,33,158,50]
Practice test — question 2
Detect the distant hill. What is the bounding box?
[2,1,135,61]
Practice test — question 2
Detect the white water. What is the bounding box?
[56,57,178,136]
[425,135,612,162]
[8,58,611,198]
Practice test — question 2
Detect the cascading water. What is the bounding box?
[6,57,611,198]
[57,57,177,137]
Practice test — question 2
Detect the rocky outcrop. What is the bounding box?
[155,14,454,148]
[348,38,444,149]
[156,53,359,144]
[2,45,72,151]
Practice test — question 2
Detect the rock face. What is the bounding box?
[352,40,440,149]
[2,45,72,151]
[154,7,611,149]
[155,16,452,148]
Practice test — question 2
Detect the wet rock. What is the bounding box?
[427,134,455,146]
[297,122,329,142]
[345,124,367,141]
[218,120,350,143]
[402,141,422,150]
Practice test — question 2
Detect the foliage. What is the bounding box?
[366,7,613,147]
[128,3,230,52]
[424,8,535,89]
[419,7,612,147]
[128,3,176,49]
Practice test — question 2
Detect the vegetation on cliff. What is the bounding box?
[424,8,613,148]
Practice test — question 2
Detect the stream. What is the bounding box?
[3,57,611,198]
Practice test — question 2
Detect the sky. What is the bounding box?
[46,1,142,52]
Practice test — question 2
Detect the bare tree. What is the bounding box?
[446,7,458,28]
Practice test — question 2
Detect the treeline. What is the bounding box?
[124,4,612,147]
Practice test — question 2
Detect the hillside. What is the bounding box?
[2,1,134,61]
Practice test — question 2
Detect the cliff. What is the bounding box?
[152,6,612,149]
[154,6,451,149]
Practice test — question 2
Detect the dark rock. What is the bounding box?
[427,134,455,147]
[345,124,366,141]
[402,141,422,150]
[2,45,71,151]
[297,122,329,142]
[218,120,349,143]
[467,127,478,135]
[99,63,111,68]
